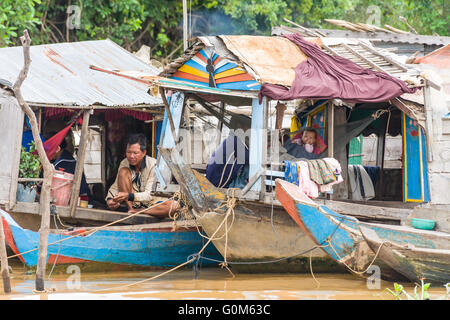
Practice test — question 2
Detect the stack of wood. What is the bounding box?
[324,19,415,35]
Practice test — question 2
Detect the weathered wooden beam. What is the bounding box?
[69,109,91,218]
[249,97,267,193]
[158,147,210,212]
[216,102,225,146]
[17,178,44,183]
[375,113,388,200]
[241,168,264,196]
[340,43,388,73]
[11,201,158,225]
[12,30,55,293]
[423,80,433,162]
[159,87,178,144]
[357,41,409,72]
[0,216,11,294]
[327,102,334,158]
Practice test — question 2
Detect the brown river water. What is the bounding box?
[0,260,447,300]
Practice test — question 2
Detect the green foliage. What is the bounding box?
[0,0,41,46]
[19,141,42,180]
[0,0,448,61]
[385,280,450,300]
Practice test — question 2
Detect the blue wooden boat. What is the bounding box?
[275,178,410,281]
[360,225,450,284]
[1,208,221,269]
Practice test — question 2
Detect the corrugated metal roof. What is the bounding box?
[0,39,162,108]
[277,18,450,46]
[196,35,423,87]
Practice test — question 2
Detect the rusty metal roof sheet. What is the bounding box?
[0,39,162,108]
[161,34,423,89]
[273,19,450,46]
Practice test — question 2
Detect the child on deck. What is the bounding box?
[283,128,326,160]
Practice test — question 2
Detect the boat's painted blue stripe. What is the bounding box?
[296,203,356,261]
[3,209,221,267]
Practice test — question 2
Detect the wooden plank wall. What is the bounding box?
[0,92,24,208]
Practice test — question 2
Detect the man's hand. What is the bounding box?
[113,192,130,203]
[107,198,120,210]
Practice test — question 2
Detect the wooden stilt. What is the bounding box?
[69,109,91,217]
[0,218,11,294]
[12,30,55,292]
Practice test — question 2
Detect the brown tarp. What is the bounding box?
[259,33,417,103]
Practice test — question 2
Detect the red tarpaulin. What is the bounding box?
[36,120,77,160]
[259,33,417,103]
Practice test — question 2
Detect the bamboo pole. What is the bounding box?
[0,217,11,294]
[69,109,91,217]
[12,30,55,292]
[159,87,178,143]
[183,0,188,51]
[327,102,334,158]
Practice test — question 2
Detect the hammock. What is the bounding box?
[32,115,81,160]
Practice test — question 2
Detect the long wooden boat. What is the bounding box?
[275,178,410,281]
[157,147,344,273]
[1,208,222,270]
[360,225,450,284]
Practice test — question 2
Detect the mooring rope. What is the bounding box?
[92,193,238,292]
[6,198,177,260]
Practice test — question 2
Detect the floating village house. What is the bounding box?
[94,33,449,230]
[0,39,165,229]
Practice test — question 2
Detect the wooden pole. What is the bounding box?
[0,217,11,294]
[159,87,178,144]
[423,80,433,162]
[12,30,55,292]
[183,0,188,51]
[69,109,91,218]
[216,101,225,146]
[375,113,388,200]
[327,102,334,158]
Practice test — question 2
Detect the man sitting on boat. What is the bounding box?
[206,114,250,189]
[106,133,179,216]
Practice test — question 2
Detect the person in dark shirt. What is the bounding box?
[51,138,91,201]
[206,115,250,188]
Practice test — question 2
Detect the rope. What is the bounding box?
[189,243,330,265]
[326,237,386,275]
[92,193,238,292]
[321,216,386,276]
[47,213,61,280]
[309,249,320,288]
[7,198,176,260]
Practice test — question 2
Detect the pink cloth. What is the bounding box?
[297,161,319,198]
[259,33,417,103]
[319,158,344,193]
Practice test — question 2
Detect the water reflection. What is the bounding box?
[1,261,447,300]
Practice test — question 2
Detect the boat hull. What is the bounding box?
[275,179,409,281]
[195,204,344,273]
[1,208,222,269]
[361,226,450,284]
[157,147,343,273]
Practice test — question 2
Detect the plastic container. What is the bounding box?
[51,169,74,206]
[411,218,436,230]
[16,183,37,203]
